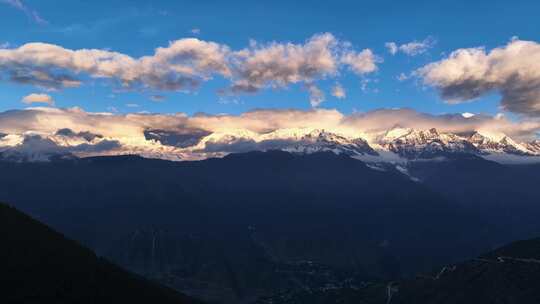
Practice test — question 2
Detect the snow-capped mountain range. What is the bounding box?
[375,128,539,159]
[1,126,539,163]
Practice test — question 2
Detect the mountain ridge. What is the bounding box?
[1,126,539,163]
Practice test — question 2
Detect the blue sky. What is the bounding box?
[0,0,539,117]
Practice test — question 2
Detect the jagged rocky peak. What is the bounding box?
[377,127,480,159]
[526,140,540,153]
[299,129,367,146]
[468,131,490,144]
[467,131,504,147]
[379,127,451,144]
[467,131,533,156]
[191,127,379,156]
[303,128,343,140]
[260,128,349,142]
[374,127,540,159]
[267,128,378,156]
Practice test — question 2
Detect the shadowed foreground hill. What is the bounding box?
[393,237,540,304]
[256,237,540,304]
[0,203,201,304]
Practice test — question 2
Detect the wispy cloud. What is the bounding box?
[397,72,408,81]
[21,93,54,106]
[306,84,325,107]
[1,0,47,25]
[385,37,436,56]
[331,83,346,99]
[217,97,241,105]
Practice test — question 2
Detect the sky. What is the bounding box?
[1,0,540,118]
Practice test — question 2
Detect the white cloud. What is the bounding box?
[399,38,435,56]
[225,33,379,105]
[416,38,540,116]
[397,72,408,81]
[360,78,379,92]
[191,28,201,35]
[0,33,379,107]
[331,83,346,99]
[228,33,342,94]
[306,84,325,107]
[385,37,436,56]
[21,93,54,106]
[341,49,380,74]
[0,39,231,91]
[125,103,140,108]
[385,42,398,55]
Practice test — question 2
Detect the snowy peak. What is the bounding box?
[373,128,540,160]
[277,129,378,156]
[0,125,539,163]
[191,126,538,161]
[467,132,533,156]
[526,140,540,153]
[194,128,379,157]
[378,127,480,159]
[380,127,461,144]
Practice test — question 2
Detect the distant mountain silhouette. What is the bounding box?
[0,202,202,304]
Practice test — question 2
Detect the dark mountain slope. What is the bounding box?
[393,237,540,304]
[408,157,540,246]
[256,237,540,304]
[0,152,506,301]
[0,202,201,304]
